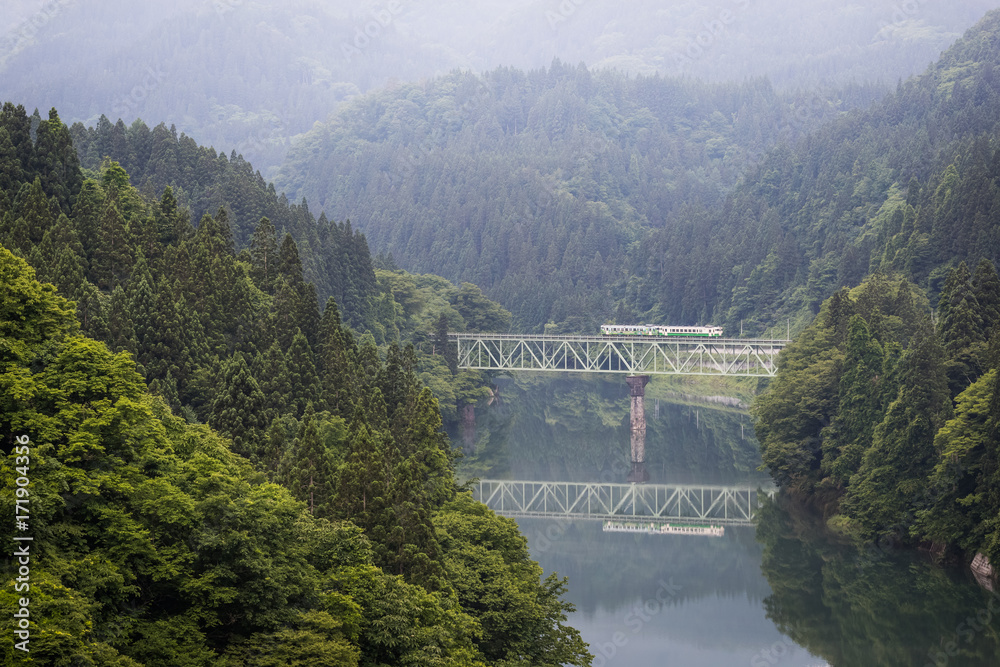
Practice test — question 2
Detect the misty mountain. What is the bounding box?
[273,64,884,330]
[643,7,1000,330]
[1,0,995,178]
[274,9,1000,334]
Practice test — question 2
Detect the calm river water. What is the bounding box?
[457,375,1000,667]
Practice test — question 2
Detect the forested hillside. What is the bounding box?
[275,64,883,331]
[277,10,1000,335]
[65,114,380,332]
[753,265,1000,567]
[0,103,584,665]
[645,9,1000,330]
[742,11,1000,574]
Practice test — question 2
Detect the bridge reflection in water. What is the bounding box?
[472,479,777,527]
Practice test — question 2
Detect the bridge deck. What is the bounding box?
[450,333,787,377]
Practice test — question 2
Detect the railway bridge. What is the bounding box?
[450,333,788,481]
[449,333,786,377]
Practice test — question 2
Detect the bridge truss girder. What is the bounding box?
[452,334,785,377]
[473,480,777,526]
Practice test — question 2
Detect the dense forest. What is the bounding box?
[6,3,1000,661]
[0,103,587,665]
[753,264,1000,567]
[275,65,884,331]
[651,9,1000,331]
[740,11,1000,575]
[275,11,1000,336]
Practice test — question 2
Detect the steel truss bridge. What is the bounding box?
[451,334,787,377]
[472,480,777,526]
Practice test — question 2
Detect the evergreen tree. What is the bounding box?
[74,279,108,340]
[972,258,1000,335]
[0,102,33,183]
[939,262,989,394]
[271,275,300,350]
[213,206,236,256]
[35,212,86,298]
[939,262,985,354]
[0,127,23,197]
[154,185,181,246]
[286,329,321,418]
[90,199,133,291]
[33,107,82,213]
[275,233,321,346]
[841,326,951,540]
[11,177,54,248]
[70,179,103,265]
[210,351,268,459]
[250,216,279,293]
[126,254,158,370]
[916,368,999,559]
[333,402,393,535]
[317,296,356,417]
[278,405,334,515]
[378,342,419,426]
[106,284,137,356]
[254,341,292,426]
[821,315,885,487]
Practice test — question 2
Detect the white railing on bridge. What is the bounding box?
[472,479,777,526]
[451,334,787,377]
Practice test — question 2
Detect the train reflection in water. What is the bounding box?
[602,520,725,537]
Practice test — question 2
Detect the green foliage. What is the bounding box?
[0,101,590,664]
[434,494,592,667]
[916,369,1000,562]
[1,245,591,665]
[820,315,887,487]
[756,263,1000,557]
[67,120,379,330]
[840,326,951,540]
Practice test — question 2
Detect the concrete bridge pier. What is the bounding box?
[626,375,651,483]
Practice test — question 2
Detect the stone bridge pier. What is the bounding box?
[626,375,650,483]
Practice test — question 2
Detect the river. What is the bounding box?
[456,374,1000,667]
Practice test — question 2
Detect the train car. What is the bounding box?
[600,324,723,337]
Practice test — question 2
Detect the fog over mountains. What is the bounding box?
[2,0,997,177]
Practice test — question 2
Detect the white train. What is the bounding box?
[600,324,724,337]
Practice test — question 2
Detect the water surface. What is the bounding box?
[457,374,1000,666]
